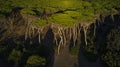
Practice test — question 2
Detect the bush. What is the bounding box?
[101,27,120,67]
[26,55,46,67]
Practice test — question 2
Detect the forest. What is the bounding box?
[0,0,120,67]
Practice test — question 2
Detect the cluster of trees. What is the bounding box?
[83,15,120,67]
[0,39,46,67]
[0,0,120,26]
[0,0,120,67]
[101,27,120,67]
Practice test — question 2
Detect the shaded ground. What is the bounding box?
[54,45,78,67]
[78,48,102,67]
[53,45,102,67]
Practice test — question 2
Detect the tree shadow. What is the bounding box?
[41,27,55,67]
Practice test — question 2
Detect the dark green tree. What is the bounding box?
[101,27,120,67]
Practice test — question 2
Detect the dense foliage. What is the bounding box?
[26,55,46,67]
[101,27,120,67]
[0,39,47,67]
[0,0,120,67]
[0,0,120,26]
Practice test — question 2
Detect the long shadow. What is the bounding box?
[41,27,55,67]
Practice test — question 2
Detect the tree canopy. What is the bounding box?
[0,0,120,26]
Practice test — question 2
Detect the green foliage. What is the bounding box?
[0,14,6,18]
[26,55,46,67]
[32,19,48,26]
[0,0,12,13]
[0,46,7,53]
[0,1,120,67]
[84,44,97,55]
[101,27,120,67]
[83,43,98,62]
[8,49,22,63]
[20,8,36,15]
[48,13,77,27]
[0,0,120,26]
[69,45,79,56]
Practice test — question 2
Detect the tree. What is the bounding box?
[101,27,120,67]
[26,55,46,67]
[8,49,22,67]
